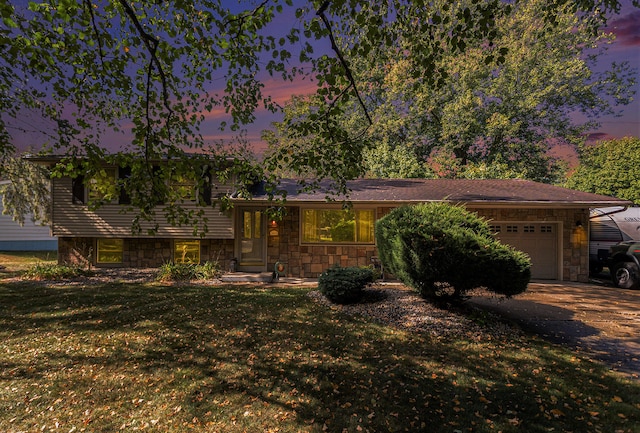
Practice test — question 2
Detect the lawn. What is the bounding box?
[0,278,638,432]
[0,251,57,273]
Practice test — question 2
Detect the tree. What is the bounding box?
[0,157,51,226]
[0,0,636,228]
[266,0,636,184]
[565,137,640,205]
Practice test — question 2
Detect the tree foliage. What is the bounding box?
[0,0,636,226]
[565,137,640,205]
[0,156,51,226]
[266,0,636,184]
[375,203,531,300]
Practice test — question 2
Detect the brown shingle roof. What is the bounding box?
[256,178,631,207]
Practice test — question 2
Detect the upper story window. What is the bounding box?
[72,167,127,205]
[168,169,212,205]
[72,164,213,206]
[302,208,375,244]
[89,168,118,203]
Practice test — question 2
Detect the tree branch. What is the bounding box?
[223,0,270,27]
[83,0,106,65]
[117,0,174,153]
[316,1,372,125]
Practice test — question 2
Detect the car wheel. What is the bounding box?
[611,262,640,289]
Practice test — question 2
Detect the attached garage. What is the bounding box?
[491,222,559,279]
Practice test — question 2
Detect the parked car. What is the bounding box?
[608,241,640,289]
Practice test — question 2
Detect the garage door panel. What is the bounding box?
[492,223,558,280]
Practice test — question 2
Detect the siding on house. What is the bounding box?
[0,194,57,251]
[51,177,234,239]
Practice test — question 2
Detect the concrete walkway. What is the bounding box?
[467,280,640,379]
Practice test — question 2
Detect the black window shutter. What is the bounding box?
[153,165,165,205]
[72,175,85,204]
[201,167,212,205]
[118,166,131,204]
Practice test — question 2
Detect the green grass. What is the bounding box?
[0,251,57,268]
[0,279,638,432]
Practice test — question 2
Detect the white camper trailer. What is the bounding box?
[589,206,640,274]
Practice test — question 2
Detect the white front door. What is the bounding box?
[237,207,266,272]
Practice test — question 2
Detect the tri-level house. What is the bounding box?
[31,156,631,283]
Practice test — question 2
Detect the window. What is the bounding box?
[169,167,213,205]
[89,168,118,203]
[524,225,535,233]
[506,225,518,233]
[169,173,196,201]
[489,225,501,233]
[243,210,262,239]
[174,240,200,264]
[96,239,124,263]
[302,209,374,243]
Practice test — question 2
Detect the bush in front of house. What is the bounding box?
[22,262,92,280]
[375,203,531,301]
[156,261,221,282]
[318,266,376,304]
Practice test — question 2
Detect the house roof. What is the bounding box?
[253,178,631,208]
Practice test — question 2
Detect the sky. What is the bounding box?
[11,1,640,159]
[198,1,640,156]
[586,3,640,142]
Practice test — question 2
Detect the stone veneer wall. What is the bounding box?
[267,207,382,278]
[267,206,590,282]
[58,237,235,269]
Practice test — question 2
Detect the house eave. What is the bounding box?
[236,197,631,209]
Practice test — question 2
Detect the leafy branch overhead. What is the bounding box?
[0,0,636,228]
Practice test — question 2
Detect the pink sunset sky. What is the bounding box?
[11,1,640,159]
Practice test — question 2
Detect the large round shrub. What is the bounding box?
[375,203,531,300]
[318,266,375,304]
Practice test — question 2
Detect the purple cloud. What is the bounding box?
[586,132,612,143]
[606,10,640,47]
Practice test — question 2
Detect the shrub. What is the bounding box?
[318,266,375,304]
[157,261,221,282]
[195,260,222,280]
[22,263,92,280]
[375,203,531,300]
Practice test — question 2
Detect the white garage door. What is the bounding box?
[491,223,558,280]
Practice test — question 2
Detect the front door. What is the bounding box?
[237,207,266,271]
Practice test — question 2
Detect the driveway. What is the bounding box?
[467,279,640,379]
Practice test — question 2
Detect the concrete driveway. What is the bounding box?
[467,279,640,379]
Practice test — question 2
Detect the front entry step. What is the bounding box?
[220,272,274,283]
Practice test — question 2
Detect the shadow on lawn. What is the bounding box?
[1,281,639,432]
